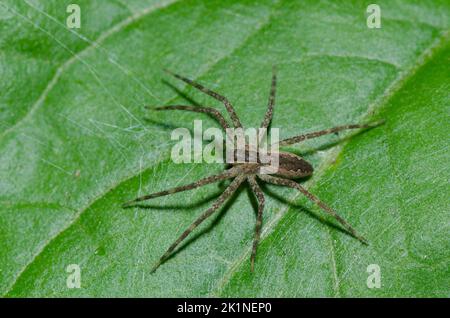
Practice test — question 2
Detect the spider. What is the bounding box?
[123,68,384,273]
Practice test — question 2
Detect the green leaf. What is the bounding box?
[0,0,448,297]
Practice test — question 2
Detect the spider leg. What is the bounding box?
[122,168,240,207]
[247,176,265,272]
[277,120,385,147]
[258,175,368,244]
[150,175,245,273]
[148,105,230,131]
[260,66,277,129]
[164,69,243,128]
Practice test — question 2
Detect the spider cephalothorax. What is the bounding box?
[123,68,384,273]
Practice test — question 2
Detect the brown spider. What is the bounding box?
[123,68,384,273]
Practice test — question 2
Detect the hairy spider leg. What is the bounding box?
[148,105,230,131]
[150,175,246,273]
[260,66,277,130]
[122,168,240,207]
[247,176,265,272]
[149,105,235,142]
[258,175,368,244]
[277,120,385,147]
[164,69,243,128]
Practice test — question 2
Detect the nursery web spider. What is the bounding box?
[123,68,384,273]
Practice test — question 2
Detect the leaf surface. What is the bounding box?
[0,0,448,297]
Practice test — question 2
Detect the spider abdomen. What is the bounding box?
[275,152,313,178]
